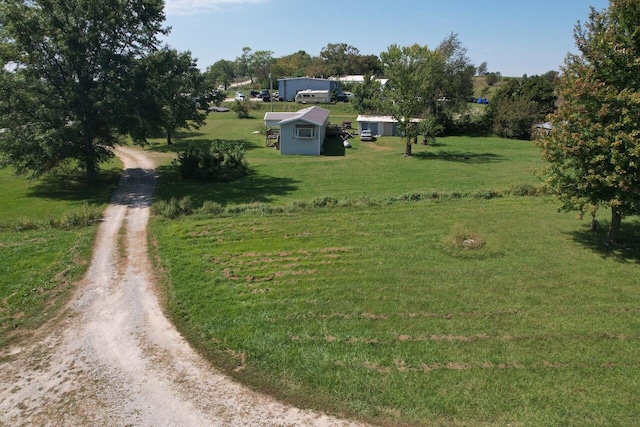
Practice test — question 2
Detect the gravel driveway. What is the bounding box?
[0,147,365,427]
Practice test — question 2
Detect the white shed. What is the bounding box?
[356,115,399,137]
[264,106,330,155]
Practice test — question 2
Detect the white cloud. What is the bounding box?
[164,0,264,16]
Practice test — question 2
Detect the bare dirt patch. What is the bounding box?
[0,147,366,427]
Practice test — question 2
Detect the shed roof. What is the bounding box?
[276,76,333,82]
[356,115,398,123]
[330,75,389,86]
[265,106,330,127]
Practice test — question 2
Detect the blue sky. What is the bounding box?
[162,0,610,77]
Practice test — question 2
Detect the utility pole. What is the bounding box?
[269,72,273,112]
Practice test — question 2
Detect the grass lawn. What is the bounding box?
[0,161,121,345]
[145,103,640,425]
[151,198,640,426]
[148,102,542,208]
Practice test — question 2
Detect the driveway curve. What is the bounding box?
[0,146,366,427]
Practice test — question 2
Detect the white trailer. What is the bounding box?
[294,89,332,104]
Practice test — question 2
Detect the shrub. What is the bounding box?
[174,140,249,183]
[60,202,102,227]
[473,189,501,200]
[508,184,540,196]
[311,196,339,208]
[231,100,250,118]
[199,201,224,216]
[152,197,193,219]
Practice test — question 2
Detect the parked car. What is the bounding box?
[336,94,349,102]
[343,91,354,99]
[360,129,373,141]
[235,91,246,101]
[258,89,270,98]
[272,91,280,101]
[250,90,260,98]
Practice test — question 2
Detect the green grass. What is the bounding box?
[147,102,542,208]
[4,99,638,424]
[0,164,121,224]
[150,198,640,426]
[0,227,96,340]
[0,161,121,345]
[145,103,640,425]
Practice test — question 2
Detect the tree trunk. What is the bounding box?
[166,129,172,145]
[608,207,622,243]
[84,136,97,183]
[404,138,412,157]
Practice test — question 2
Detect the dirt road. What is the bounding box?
[0,147,365,426]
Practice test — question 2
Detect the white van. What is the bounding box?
[294,90,332,104]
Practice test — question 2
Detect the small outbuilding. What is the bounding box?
[356,115,399,137]
[264,106,330,155]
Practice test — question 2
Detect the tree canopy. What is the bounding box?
[487,75,556,140]
[204,59,235,90]
[0,0,167,182]
[380,34,475,156]
[535,0,640,242]
[352,74,383,115]
[139,48,206,145]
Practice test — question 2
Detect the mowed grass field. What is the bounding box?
[0,162,121,345]
[146,102,640,426]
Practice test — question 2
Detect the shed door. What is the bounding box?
[368,123,378,135]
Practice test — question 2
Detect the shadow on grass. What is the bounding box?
[569,219,640,263]
[322,137,346,157]
[26,169,122,205]
[155,165,300,207]
[413,150,504,164]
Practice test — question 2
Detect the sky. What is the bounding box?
[161,0,611,77]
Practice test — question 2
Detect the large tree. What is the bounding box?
[271,50,312,79]
[204,59,235,90]
[352,74,383,115]
[380,34,475,156]
[535,0,640,242]
[320,42,360,77]
[249,50,274,87]
[235,46,252,81]
[487,75,556,140]
[0,0,166,182]
[140,48,206,145]
[353,54,383,77]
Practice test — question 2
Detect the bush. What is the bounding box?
[231,100,250,118]
[152,197,193,219]
[311,196,339,208]
[444,111,491,137]
[174,140,249,182]
[199,201,224,215]
[507,184,540,196]
[60,202,102,227]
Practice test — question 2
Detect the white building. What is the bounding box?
[264,106,330,155]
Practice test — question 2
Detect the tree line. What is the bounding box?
[204,43,385,90]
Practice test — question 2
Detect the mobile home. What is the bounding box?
[295,89,332,104]
[264,106,330,156]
